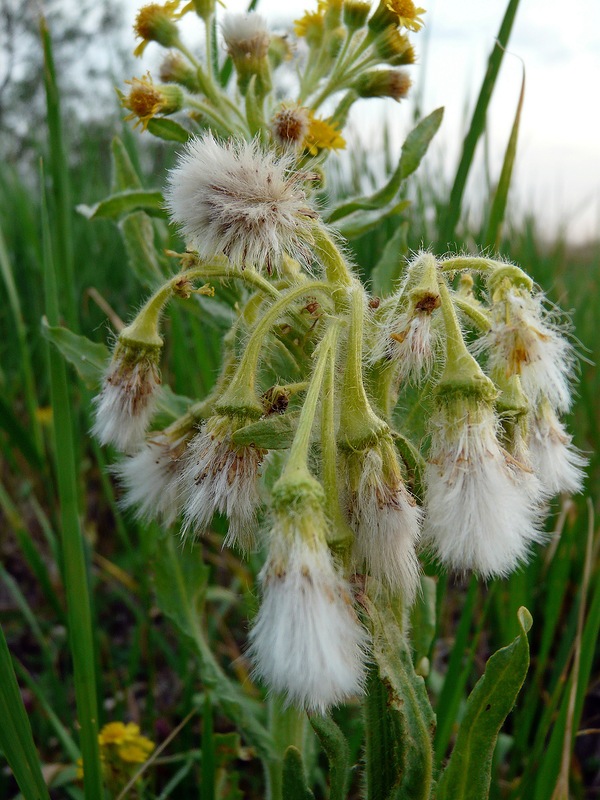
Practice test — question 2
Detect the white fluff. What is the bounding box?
[477,288,574,413]
[114,430,190,525]
[248,529,368,713]
[92,357,160,453]
[529,404,587,496]
[221,12,269,52]
[180,419,265,550]
[423,401,544,578]
[347,448,422,601]
[165,133,316,273]
[370,309,437,384]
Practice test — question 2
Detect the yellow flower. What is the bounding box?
[304,113,346,155]
[118,736,155,764]
[98,721,132,746]
[121,74,183,130]
[385,0,425,31]
[294,9,325,45]
[134,1,182,56]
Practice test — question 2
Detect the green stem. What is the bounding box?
[454,296,492,333]
[437,276,486,387]
[218,282,333,414]
[282,319,342,483]
[311,225,353,293]
[181,260,281,300]
[266,696,307,800]
[339,285,386,447]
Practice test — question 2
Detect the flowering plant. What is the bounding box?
[64,0,587,796]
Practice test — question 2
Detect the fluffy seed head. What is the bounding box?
[221,13,270,59]
[528,401,587,496]
[344,436,421,601]
[270,106,311,151]
[114,415,196,525]
[476,284,575,413]
[180,414,266,550]
[248,497,368,713]
[423,392,544,578]
[92,340,161,453]
[165,133,318,273]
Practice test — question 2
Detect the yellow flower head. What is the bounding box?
[385,0,425,31]
[98,721,132,746]
[304,113,346,155]
[121,74,183,130]
[118,736,155,764]
[294,9,325,46]
[134,1,182,56]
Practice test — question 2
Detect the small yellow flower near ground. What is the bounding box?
[98,721,131,746]
[118,737,155,764]
[304,113,346,155]
[385,0,425,31]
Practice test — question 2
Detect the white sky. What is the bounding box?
[127,0,600,243]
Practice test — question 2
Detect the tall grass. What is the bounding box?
[0,4,599,799]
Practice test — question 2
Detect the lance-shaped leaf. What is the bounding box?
[310,715,351,800]
[326,107,444,223]
[364,593,436,800]
[111,136,143,191]
[370,223,409,295]
[41,318,108,387]
[147,117,191,143]
[77,189,166,221]
[436,606,533,800]
[119,212,166,287]
[335,201,410,240]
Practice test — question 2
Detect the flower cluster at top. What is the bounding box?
[121,0,423,154]
[93,1,586,716]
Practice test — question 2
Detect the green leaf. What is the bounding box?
[484,65,525,250]
[154,535,276,762]
[119,212,165,287]
[76,189,166,221]
[232,411,300,450]
[436,607,532,800]
[336,201,411,240]
[370,223,409,295]
[364,594,436,800]
[282,747,315,800]
[41,318,108,387]
[111,136,143,191]
[326,107,444,223]
[0,624,51,800]
[309,715,350,800]
[146,117,191,143]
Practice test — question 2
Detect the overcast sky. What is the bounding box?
[126,0,600,243]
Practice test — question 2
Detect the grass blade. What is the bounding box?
[0,624,51,800]
[484,64,525,249]
[438,0,521,247]
[41,164,104,799]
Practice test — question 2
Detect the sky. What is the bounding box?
[125,0,600,243]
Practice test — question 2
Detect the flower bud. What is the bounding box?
[354,68,412,100]
[121,74,184,130]
[133,1,181,56]
[221,12,272,96]
[159,52,201,92]
[343,0,371,30]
